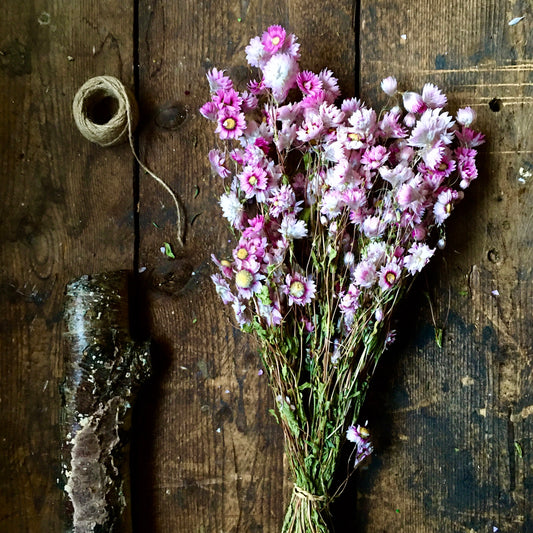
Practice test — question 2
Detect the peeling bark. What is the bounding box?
[61,271,150,533]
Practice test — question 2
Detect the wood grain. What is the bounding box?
[0,1,135,531]
[2,0,532,531]
[357,1,533,531]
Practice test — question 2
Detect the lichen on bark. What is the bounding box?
[61,271,150,533]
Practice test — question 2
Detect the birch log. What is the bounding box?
[61,271,150,533]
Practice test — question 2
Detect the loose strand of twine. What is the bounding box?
[72,75,185,248]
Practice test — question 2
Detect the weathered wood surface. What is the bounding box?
[0,1,532,532]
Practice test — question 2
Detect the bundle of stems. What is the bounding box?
[201,25,484,531]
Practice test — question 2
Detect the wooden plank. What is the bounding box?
[0,1,135,531]
[358,1,533,531]
[134,1,356,531]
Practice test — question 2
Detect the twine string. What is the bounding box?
[72,75,185,248]
[293,484,327,504]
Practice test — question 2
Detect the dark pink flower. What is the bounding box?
[297,70,322,95]
[261,25,286,54]
[378,260,402,291]
[215,107,246,140]
[199,101,218,121]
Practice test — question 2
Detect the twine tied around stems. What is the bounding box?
[72,75,185,248]
[293,484,327,503]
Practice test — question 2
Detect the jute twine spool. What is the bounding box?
[72,75,184,247]
[72,75,138,147]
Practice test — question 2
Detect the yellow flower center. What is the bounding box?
[271,36,281,46]
[359,426,370,438]
[348,132,362,141]
[445,202,453,214]
[221,259,232,267]
[236,247,248,260]
[235,270,253,289]
[223,117,236,130]
[438,162,448,171]
[290,281,305,298]
[385,272,397,285]
[248,175,258,186]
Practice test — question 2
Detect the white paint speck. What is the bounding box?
[138,266,147,273]
[508,16,525,26]
[216,427,221,433]
[160,246,166,254]
[400,34,407,40]
[491,289,500,296]
[518,167,532,184]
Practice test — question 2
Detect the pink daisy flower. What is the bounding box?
[215,107,246,140]
[238,166,269,201]
[269,185,298,217]
[234,267,264,299]
[433,189,462,224]
[378,260,402,291]
[261,25,287,54]
[283,272,316,306]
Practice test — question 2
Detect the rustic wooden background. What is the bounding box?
[1,1,532,531]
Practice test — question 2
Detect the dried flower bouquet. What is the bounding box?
[201,25,484,532]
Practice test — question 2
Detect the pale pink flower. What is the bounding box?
[262,53,299,102]
[421,83,447,109]
[318,68,341,102]
[433,189,462,224]
[404,243,435,275]
[206,68,233,93]
[269,185,299,217]
[403,91,426,114]
[245,36,267,68]
[283,272,316,306]
[211,273,235,305]
[208,149,231,179]
[280,214,308,240]
[361,145,389,169]
[353,260,377,288]
[219,190,245,229]
[456,106,476,127]
[380,76,397,96]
